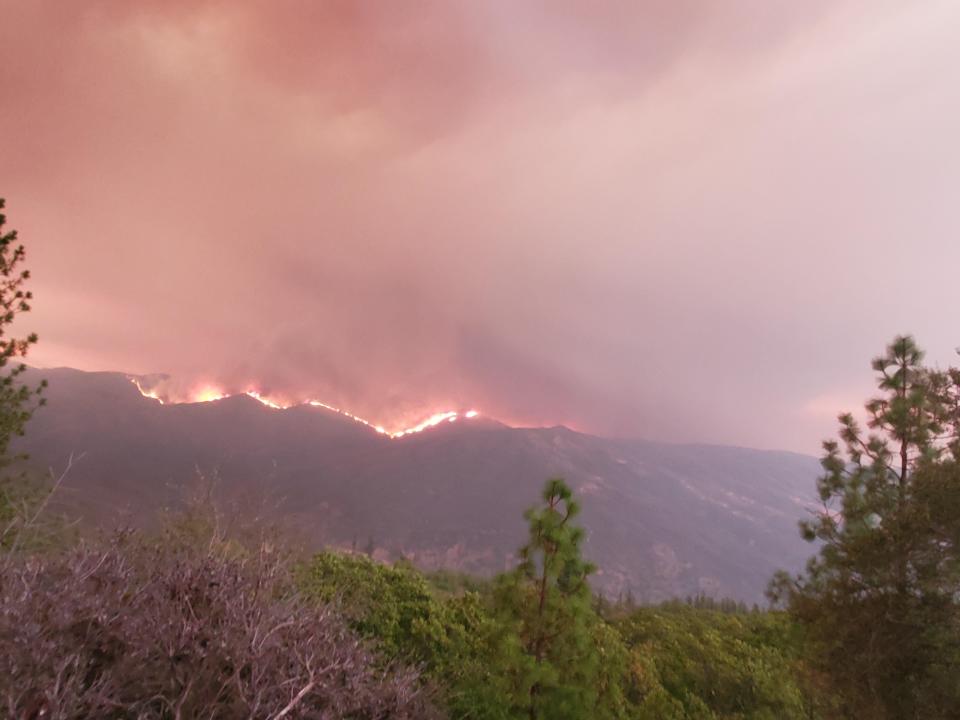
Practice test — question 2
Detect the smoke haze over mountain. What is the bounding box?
[2,1,959,451]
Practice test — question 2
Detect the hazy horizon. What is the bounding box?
[3,1,959,453]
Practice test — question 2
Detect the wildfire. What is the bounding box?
[306,400,389,434]
[130,377,164,404]
[391,411,458,438]
[128,376,480,439]
[244,390,287,410]
[193,386,228,403]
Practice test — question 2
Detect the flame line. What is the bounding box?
[130,377,164,404]
[128,377,479,439]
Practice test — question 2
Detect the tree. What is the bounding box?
[0,198,44,465]
[0,198,48,551]
[494,478,618,720]
[770,335,960,718]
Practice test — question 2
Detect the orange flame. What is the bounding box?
[306,399,389,434]
[391,411,458,438]
[128,377,480,439]
[130,377,164,404]
[192,386,228,403]
[244,390,287,410]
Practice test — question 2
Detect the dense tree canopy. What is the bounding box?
[615,605,808,719]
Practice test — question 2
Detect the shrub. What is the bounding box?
[299,551,515,719]
[0,535,440,719]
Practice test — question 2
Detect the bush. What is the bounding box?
[299,551,515,719]
[0,536,440,719]
[298,552,444,661]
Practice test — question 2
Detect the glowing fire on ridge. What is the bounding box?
[244,390,286,411]
[193,386,229,403]
[128,377,480,439]
[130,377,164,403]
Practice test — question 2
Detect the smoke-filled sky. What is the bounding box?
[2,1,959,452]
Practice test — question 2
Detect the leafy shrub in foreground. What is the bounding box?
[299,551,516,719]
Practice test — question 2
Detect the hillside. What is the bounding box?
[14,367,820,602]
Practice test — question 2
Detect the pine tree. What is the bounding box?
[0,198,45,466]
[0,198,48,550]
[494,478,613,720]
[771,336,960,718]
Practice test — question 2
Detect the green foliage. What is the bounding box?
[771,336,960,718]
[298,551,516,719]
[660,595,754,615]
[299,552,444,659]
[616,606,808,719]
[424,568,493,598]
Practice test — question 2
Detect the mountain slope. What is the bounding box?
[14,368,820,602]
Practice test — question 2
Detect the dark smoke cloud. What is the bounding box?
[2,0,959,449]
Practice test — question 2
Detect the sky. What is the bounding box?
[1,1,959,452]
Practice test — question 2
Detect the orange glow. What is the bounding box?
[130,377,165,404]
[299,404,481,438]
[192,386,228,403]
[391,410,458,438]
[244,390,288,410]
[128,377,480,438]
[306,400,390,434]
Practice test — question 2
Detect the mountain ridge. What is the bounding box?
[14,367,820,602]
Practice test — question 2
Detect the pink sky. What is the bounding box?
[2,1,959,451]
